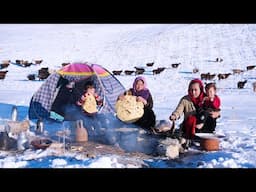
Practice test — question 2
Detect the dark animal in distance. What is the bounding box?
[218,73,231,80]
[15,60,32,67]
[171,63,181,68]
[134,67,144,71]
[0,71,8,80]
[216,58,223,62]
[0,63,9,69]
[135,70,145,75]
[237,80,247,89]
[146,62,154,67]
[1,60,10,69]
[34,59,43,64]
[134,67,145,75]
[193,68,199,73]
[200,73,216,80]
[246,65,256,71]
[38,68,50,80]
[124,70,135,75]
[15,60,21,64]
[27,74,36,81]
[152,67,166,75]
[232,69,244,74]
[112,70,122,75]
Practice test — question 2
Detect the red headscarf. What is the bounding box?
[188,78,205,108]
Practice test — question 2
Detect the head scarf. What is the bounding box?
[131,76,150,100]
[188,78,205,108]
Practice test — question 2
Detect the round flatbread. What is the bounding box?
[82,93,98,114]
[115,95,144,123]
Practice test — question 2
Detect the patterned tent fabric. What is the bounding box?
[28,62,125,120]
[28,73,60,119]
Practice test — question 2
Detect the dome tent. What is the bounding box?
[28,62,126,121]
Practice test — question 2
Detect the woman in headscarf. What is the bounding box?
[169,79,221,145]
[117,76,156,129]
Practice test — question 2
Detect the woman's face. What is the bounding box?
[135,80,144,91]
[189,83,201,98]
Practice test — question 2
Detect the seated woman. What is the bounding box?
[76,81,103,115]
[169,79,221,148]
[117,76,156,129]
[50,78,75,121]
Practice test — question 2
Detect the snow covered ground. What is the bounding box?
[0,24,256,168]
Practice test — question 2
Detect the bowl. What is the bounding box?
[31,139,52,150]
[200,137,219,151]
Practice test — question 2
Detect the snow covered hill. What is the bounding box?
[0,24,256,168]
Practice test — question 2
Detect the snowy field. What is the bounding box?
[0,24,256,168]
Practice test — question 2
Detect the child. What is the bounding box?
[77,82,103,114]
[196,82,221,133]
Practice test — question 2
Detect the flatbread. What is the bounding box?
[115,95,144,123]
[82,93,98,114]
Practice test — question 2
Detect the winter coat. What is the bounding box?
[144,92,153,109]
[171,95,197,123]
[203,95,221,111]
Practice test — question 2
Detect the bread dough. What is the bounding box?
[82,93,98,114]
[115,95,144,123]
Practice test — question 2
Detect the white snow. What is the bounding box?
[1,24,256,168]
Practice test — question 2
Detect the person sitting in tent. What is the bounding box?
[116,76,156,129]
[50,78,75,121]
[76,81,103,115]
[28,62,126,121]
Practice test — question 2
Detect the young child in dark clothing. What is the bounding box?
[196,82,221,133]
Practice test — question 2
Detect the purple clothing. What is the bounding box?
[131,88,150,100]
[131,76,150,100]
[133,76,147,89]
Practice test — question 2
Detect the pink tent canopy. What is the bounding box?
[58,62,109,78]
